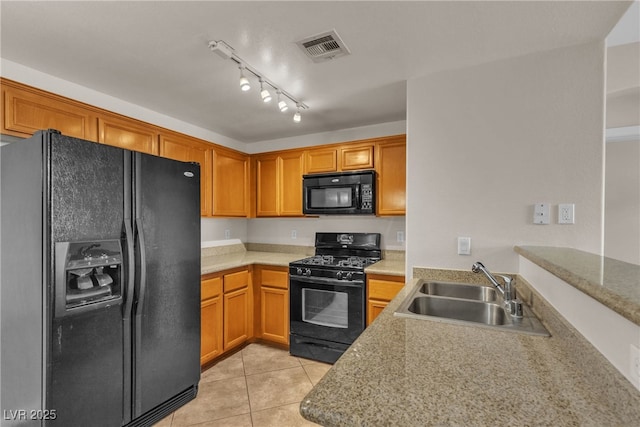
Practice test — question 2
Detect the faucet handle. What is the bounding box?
[495,274,514,300]
[507,299,524,318]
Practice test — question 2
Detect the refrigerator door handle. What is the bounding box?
[123,220,135,318]
[134,217,148,314]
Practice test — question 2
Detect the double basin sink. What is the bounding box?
[394,280,550,336]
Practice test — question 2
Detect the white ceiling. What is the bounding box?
[0,1,634,143]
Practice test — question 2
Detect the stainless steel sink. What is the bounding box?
[407,296,507,325]
[394,280,550,336]
[420,281,498,302]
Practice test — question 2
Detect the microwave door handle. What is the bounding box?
[355,186,360,208]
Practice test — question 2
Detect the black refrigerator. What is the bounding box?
[1,130,201,426]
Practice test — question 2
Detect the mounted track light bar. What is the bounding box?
[208,40,308,120]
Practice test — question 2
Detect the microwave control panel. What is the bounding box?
[361,184,373,210]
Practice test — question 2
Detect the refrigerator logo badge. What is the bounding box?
[183,171,194,178]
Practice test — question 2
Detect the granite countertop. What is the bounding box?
[201,251,306,275]
[364,259,405,276]
[515,246,640,325]
[201,244,406,276]
[300,276,640,426]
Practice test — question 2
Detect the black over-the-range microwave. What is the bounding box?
[302,170,376,215]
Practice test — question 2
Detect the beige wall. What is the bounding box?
[605,137,640,264]
[406,41,606,275]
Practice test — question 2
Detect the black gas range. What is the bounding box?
[289,232,381,364]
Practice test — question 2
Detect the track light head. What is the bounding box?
[277,91,288,112]
[259,79,272,103]
[239,66,250,91]
[293,104,302,123]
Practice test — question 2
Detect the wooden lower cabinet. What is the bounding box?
[367,274,406,325]
[255,265,289,345]
[201,267,252,366]
[201,276,223,365]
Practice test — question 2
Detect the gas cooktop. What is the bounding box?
[293,255,379,269]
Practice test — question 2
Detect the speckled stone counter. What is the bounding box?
[300,274,640,426]
[515,246,640,325]
[202,243,406,276]
[364,259,405,276]
[201,250,306,274]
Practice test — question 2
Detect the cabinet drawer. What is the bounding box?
[201,276,222,301]
[224,270,249,293]
[260,268,288,289]
[368,279,404,301]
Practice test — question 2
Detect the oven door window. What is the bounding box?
[309,187,354,209]
[302,288,348,328]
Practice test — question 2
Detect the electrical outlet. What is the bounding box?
[224,229,231,239]
[396,231,405,243]
[558,203,575,224]
[291,230,297,239]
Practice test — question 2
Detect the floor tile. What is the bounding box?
[154,413,173,427]
[245,366,313,412]
[242,343,302,376]
[191,413,253,427]
[201,351,245,384]
[251,402,320,427]
[171,376,250,426]
[301,361,331,385]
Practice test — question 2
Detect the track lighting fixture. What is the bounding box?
[293,104,301,123]
[209,40,308,123]
[239,65,250,92]
[259,79,272,103]
[277,91,288,112]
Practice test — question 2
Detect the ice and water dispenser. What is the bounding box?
[55,240,123,317]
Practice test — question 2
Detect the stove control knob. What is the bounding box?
[305,268,312,277]
[336,271,343,280]
[346,272,353,280]
[296,268,303,276]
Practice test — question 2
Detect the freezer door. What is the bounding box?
[48,133,126,426]
[132,153,201,419]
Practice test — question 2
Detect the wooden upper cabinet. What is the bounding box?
[255,151,304,217]
[2,81,98,140]
[213,148,249,217]
[256,154,279,217]
[160,133,213,216]
[375,136,406,215]
[279,151,304,216]
[340,144,374,170]
[305,147,337,174]
[98,116,159,155]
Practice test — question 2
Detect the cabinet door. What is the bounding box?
[367,274,405,325]
[340,144,374,170]
[98,116,159,155]
[2,83,97,140]
[213,149,248,217]
[201,296,223,365]
[256,155,279,217]
[305,147,337,173]
[160,134,213,216]
[375,137,406,215]
[367,300,389,325]
[223,287,250,351]
[261,287,289,345]
[279,151,304,216]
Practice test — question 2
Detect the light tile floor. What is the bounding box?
[155,343,329,426]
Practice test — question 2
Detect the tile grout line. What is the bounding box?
[240,347,256,427]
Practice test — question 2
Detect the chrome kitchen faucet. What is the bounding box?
[472,262,523,318]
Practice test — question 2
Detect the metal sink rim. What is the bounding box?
[393,280,550,337]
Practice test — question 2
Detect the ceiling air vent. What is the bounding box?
[296,29,351,63]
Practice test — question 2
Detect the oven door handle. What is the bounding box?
[290,275,364,288]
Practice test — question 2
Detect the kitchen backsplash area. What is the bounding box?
[201,216,406,251]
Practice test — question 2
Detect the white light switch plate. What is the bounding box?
[457,237,471,255]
